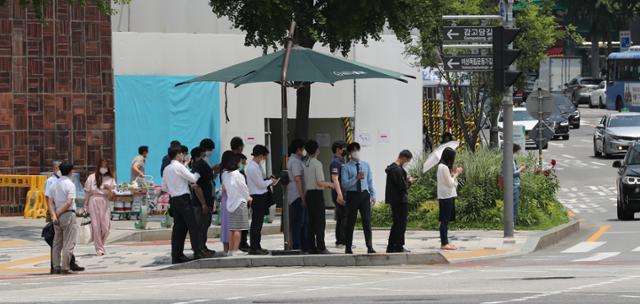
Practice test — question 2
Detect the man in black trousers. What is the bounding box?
[162,145,212,264]
[385,150,415,253]
[341,142,377,254]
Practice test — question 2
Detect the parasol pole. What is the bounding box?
[280,20,296,251]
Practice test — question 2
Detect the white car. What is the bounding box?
[498,108,546,149]
[589,80,607,109]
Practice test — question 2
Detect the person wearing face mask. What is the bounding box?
[385,150,415,253]
[84,159,117,256]
[44,160,84,273]
[512,144,526,226]
[180,145,191,166]
[49,162,81,274]
[131,146,148,182]
[162,145,211,263]
[287,139,309,251]
[329,141,347,249]
[229,137,251,252]
[303,140,335,254]
[341,142,377,254]
[246,145,276,255]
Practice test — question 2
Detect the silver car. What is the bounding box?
[594,113,640,158]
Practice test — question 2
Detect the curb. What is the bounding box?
[110,222,336,243]
[163,252,448,270]
[445,218,580,264]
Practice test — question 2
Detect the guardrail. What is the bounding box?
[0,175,48,218]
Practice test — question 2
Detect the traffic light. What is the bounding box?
[492,26,522,91]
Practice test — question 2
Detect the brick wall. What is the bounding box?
[0,0,114,215]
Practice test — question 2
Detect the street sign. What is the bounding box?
[620,30,632,52]
[525,89,555,120]
[442,26,493,42]
[529,121,554,146]
[443,56,493,71]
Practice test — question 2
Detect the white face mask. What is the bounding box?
[184,154,192,163]
[351,151,360,161]
[99,167,108,175]
[302,150,307,158]
[55,170,61,177]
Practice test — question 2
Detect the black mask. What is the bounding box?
[341,150,347,157]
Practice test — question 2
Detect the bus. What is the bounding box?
[606,51,640,111]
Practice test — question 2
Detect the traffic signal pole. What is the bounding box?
[501,0,515,238]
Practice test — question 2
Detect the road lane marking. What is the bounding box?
[562,241,605,253]
[561,154,575,159]
[633,246,640,252]
[591,161,607,166]
[572,252,620,262]
[587,225,610,242]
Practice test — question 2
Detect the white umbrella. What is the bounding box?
[423,141,460,172]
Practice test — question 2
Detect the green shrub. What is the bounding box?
[371,149,568,231]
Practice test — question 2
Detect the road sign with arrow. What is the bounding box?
[529,121,555,147]
[442,26,493,42]
[443,56,493,71]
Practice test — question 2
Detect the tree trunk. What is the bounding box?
[293,33,315,140]
[294,85,311,140]
[590,34,600,78]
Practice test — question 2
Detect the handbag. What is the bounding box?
[42,222,54,247]
[77,211,93,244]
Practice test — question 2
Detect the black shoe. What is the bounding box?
[70,263,85,272]
[318,249,331,254]
[345,248,353,254]
[51,267,61,275]
[248,249,270,255]
[239,244,250,252]
[386,248,397,253]
[367,248,377,254]
[204,248,216,255]
[172,256,192,264]
[194,251,215,260]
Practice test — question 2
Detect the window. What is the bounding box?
[608,115,640,127]
[611,60,640,81]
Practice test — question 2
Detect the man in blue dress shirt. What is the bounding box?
[341,142,376,254]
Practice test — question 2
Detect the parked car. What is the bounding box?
[589,80,607,109]
[498,107,547,149]
[613,143,640,220]
[554,94,581,129]
[564,77,603,106]
[593,113,640,158]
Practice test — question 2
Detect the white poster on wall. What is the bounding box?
[513,125,526,151]
[245,135,257,145]
[624,83,640,106]
[356,131,372,146]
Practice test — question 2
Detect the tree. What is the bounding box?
[209,0,424,140]
[560,0,640,77]
[406,0,572,151]
[0,0,130,19]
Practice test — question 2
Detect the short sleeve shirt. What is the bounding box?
[131,155,145,181]
[193,159,214,207]
[330,156,345,194]
[52,176,77,211]
[44,175,59,198]
[286,154,304,204]
[303,158,325,191]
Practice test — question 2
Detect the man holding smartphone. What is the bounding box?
[341,142,376,254]
[246,145,277,255]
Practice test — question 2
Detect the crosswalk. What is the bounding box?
[557,186,616,214]
[561,241,637,262]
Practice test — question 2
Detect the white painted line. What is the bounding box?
[620,295,640,299]
[591,161,607,166]
[572,252,620,262]
[580,139,592,143]
[632,246,640,252]
[562,241,606,253]
[225,296,246,300]
[588,186,598,190]
[562,154,576,159]
[549,142,564,147]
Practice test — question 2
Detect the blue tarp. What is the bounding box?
[115,75,220,184]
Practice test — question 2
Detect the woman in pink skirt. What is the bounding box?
[84,159,116,256]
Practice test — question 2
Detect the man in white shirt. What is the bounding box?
[44,160,83,273]
[48,162,80,274]
[161,145,211,264]
[246,145,276,255]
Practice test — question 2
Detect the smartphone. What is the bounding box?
[272,178,281,186]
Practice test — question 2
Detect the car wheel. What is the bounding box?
[563,135,570,140]
[602,139,610,158]
[618,199,624,220]
[594,139,602,157]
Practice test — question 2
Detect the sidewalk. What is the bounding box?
[0,215,578,276]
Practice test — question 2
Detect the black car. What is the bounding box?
[554,94,580,129]
[613,143,640,220]
[545,109,570,140]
